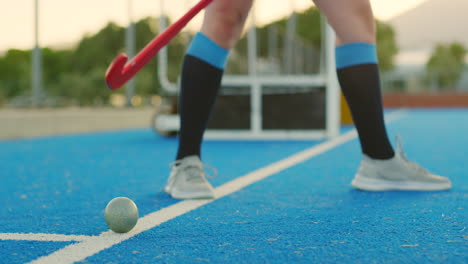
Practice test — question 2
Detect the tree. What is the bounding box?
[0,10,400,107]
[42,48,73,99]
[70,17,186,98]
[0,49,31,99]
[426,43,467,90]
[235,7,398,74]
[72,22,125,74]
[376,21,398,72]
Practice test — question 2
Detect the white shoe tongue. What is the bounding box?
[183,155,202,167]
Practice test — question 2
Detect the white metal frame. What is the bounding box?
[157,1,340,140]
[32,0,42,107]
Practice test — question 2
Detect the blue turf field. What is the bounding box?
[1,109,467,263]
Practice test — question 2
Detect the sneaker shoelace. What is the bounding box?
[170,161,218,183]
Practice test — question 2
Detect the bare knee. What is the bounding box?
[201,0,253,49]
[314,0,375,44]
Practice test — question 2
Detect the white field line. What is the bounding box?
[0,233,93,242]
[23,110,406,264]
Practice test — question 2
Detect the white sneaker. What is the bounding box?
[164,155,216,199]
[351,136,452,191]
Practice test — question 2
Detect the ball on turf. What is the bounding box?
[104,197,139,233]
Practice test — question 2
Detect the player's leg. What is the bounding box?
[314,0,451,191]
[314,0,392,159]
[165,0,253,199]
[176,0,252,160]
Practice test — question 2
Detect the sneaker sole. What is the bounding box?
[352,175,452,191]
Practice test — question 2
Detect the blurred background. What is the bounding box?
[0,0,467,139]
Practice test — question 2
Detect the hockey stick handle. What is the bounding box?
[105,0,214,90]
[128,0,214,73]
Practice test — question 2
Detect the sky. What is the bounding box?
[0,0,427,52]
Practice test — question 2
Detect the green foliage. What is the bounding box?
[290,8,323,48]
[0,49,31,98]
[49,67,110,106]
[73,22,125,73]
[237,8,322,59]
[426,43,467,89]
[42,48,73,89]
[376,21,398,72]
[0,18,165,106]
[235,7,397,74]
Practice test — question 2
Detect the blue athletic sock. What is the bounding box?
[187,33,229,69]
[335,43,394,159]
[176,33,229,160]
[335,42,378,69]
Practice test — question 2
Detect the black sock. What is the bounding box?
[337,63,394,159]
[176,55,223,160]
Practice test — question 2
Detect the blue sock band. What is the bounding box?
[186,33,229,69]
[335,42,378,69]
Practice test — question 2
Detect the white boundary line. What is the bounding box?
[23,110,406,264]
[0,233,93,242]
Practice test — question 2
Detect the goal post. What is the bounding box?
[155,0,341,140]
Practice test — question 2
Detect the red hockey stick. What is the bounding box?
[105,0,214,90]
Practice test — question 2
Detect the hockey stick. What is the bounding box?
[105,0,214,90]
